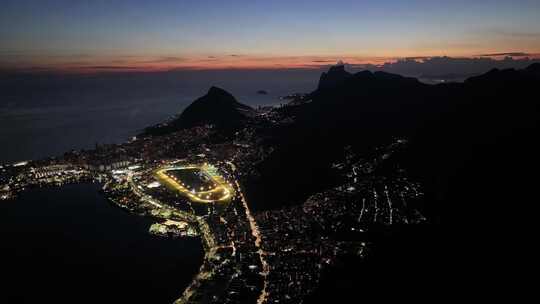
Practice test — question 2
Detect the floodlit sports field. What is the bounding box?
[155,164,234,203]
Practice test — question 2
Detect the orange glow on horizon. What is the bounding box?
[2,52,540,74]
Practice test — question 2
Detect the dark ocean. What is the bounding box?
[0,70,319,303]
[0,183,203,304]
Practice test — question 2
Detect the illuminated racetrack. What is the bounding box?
[155,165,234,203]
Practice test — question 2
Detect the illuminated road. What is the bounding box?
[128,163,268,303]
[127,172,163,208]
[227,162,270,304]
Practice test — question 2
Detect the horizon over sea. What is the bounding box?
[0,69,320,163]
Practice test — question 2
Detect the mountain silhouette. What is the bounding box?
[143,86,254,135]
[317,64,352,91]
[249,63,539,221]
[244,63,538,302]
[178,86,254,128]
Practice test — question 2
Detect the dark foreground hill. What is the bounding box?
[250,63,539,212]
[143,86,254,136]
[246,63,538,302]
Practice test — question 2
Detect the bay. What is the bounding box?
[0,183,203,304]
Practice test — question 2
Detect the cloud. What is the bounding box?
[140,56,185,63]
[348,56,540,80]
[477,52,530,57]
[82,66,140,70]
[403,56,432,61]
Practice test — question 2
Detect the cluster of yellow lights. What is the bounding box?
[155,166,233,203]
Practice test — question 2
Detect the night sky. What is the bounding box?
[1,0,540,71]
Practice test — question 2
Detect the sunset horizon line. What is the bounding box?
[2,52,540,74]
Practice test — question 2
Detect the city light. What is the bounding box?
[155,165,234,203]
